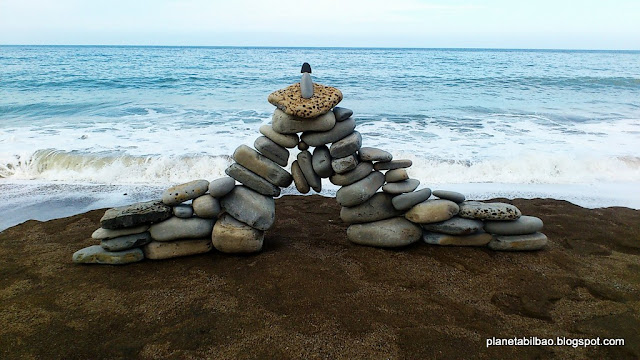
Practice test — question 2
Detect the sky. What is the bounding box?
[1,0,639,49]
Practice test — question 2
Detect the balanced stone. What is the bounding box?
[333,107,353,121]
[101,232,152,252]
[405,199,459,224]
[72,245,144,265]
[373,159,413,171]
[297,151,321,192]
[173,204,193,218]
[272,109,336,134]
[233,145,293,188]
[359,147,392,162]
[301,117,356,147]
[259,124,299,148]
[331,154,358,174]
[149,217,215,242]
[391,188,432,211]
[208,177,236,198]
[268,83,343,118]
[423,231,493,246]
[336,171,385,207]
[162,179,210,206]
[340,192,402,224]
[382,179,420,194]
[329,162,373,186]
[143,239,212,260]
[300,72,313,99]
[192,194,222,218]
[225,163,281,197]
[422,217,484,235]
[458,201,521,221]
[484,215,544,235]
[92,225,149,240]
[212,213,264,254]
[220,186,275,231]
[347,217,421,248]
[329,131,362,158]
[100,200,172,230]
[254,136,289,167]
[312,145,333,178]
[291,160,310,194]
[298,141,309,151]
[488,232,548,251]
[385,168,408,183]
[432,190,466,203]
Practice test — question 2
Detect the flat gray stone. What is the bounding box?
[192,194,222,218]
[162,179,210,206]
[149,217,215,242]
[272,109,336,134]
[291,160,310,194]
[208,177,236,198]
[359,147,392,162]
[329,131,362,158]
[347,217,421,248]
[336,171,385,207]
[459,201,522,221]
[423,231,493,246]
[92,225,149,240]
[330,162,373,186]
[331,154,358,174]
[382,179,420,194]
[385,168,408,183]
[422,217,484,235]
[340,192,403,224]
[391,188,432,211]
[233,145,292,188]
[432,190,466,203]
[484,216,544,235]
[143,239,212,260]
[312,145,333,178]
[100,200,172,230]
[220,186,276,231]
[259,124,299,148]
[72,245,144,265]
[373,159,412,171]
[488,232,548,251]
[333,107,353,121]
[101,232,152,251]
[225,163,281,197]
[301,118,356,147]
[212,213,264,254]
[405,199,459,224]
[173,204,193,218]
[298,141,309,151]
[297,151,321,192]
[254,136,289,167]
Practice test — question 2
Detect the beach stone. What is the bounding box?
[422,217,484,235]
[192,194,222,218]
[336,171,385,207]
[298,141,309,151]
[143,239,212,260]
[297,151,321,192]
[208,177,236,198]
[92,225,149,240]
[233,145,292,188]
[162,179,209,206]
[220,186,275,231]
[312,145,333,178]
[347,217,421,248]
[101,232,152,252]
[484,216,544,235]
[259,124,299,148]
[374,159,413,171]
[405,199,459,224]
[300,72,313,98]
[212,213,264,254]
[72,245,144,265]
[172,204,193,218]
[423,231,493,246]
[340,193,403,224]
[149,217,215,242]
[382,179,420,194]
[272,109,336,134]
[333,107,353,121]
[459,201,521,221]
[359,147,393,162]
[391,188,432,211]
[254,136,289,167]
[433,190,466,203]
[331,154,358,174]
[291,160,310,194]
[301,118,356,147]
[100,200,172,230]
[329,162,373,186]
[225,163,281,197]
[385,168,408,183]
[329,131,362,158]
[268,82,343,119]
[488,232,548,251]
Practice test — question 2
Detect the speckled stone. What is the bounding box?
[291,160,310,194]
[347,217,422,248]
[423,231,493,246]
[301,118,356,147]
[331,154,358,174]
[149,217,215,242]
[340,192,403,224]
[333,107,353,121]
[385,168,408,183]
[172,204,193,218]
[208,177,236,198]
[405,199,459,224]
[329,131,362,158]
[220,186,276,231]
[391,188,432,211]
[359,147,393,162]
[92,225,149,240]
[329,162,373,186]
[297,151,321,192]
[233,145,292,188]
[488,232,548,251]
[100,232,152,252]
[422,217,484,235]
[272,109,336,134]
[458,201,522,221]
[259,124,299,148]
[268,82,343,119]
[192,194,222,218]
[72,245,144,265]
[432,190,466,203]
[484,216,544,235]
[312,145,333,178]
[225,163,281,197]
[373,159,413,171]
[162,180,210,206]
[336,171,385,207]
[143,239,212,260]
[100,200,172,230]
[382,179,420,194]
[211,213,264,254]
[254,136,289,167]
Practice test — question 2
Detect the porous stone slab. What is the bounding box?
[225,163,281,197]
[333,107,353,121]
[149,217,215,242]
[331,154,358,174]
[268,83,343,118]
[254,136,289,167]
[297,151,321,192]
[405,199,459,224]
[301,118,356,147]
[312,145,333,178]
[173,204,193,218]
[373,159,413,171]
[488,232,548,251]
[272,109,336,134]
[329,131,362,158]
[220,186,275,231]
[72,245,144,265]
[329,162,373,186]
[458,201,521,221]
[233,145,293,188]
[100,200,172,230]
[359,147,393,162]
[423,231,493,246]
[336,171,385,207]
[340,192,403,224]
[391,188,432,211]
[101,232,152,252]
[212,213,264,254]
[192,194,222,218]
[347,217,422,248]
[422,217,484,235]
[208,177,236,198]
[484,216,544,235]
[162,179,210,206]
[291,160,310,194]
[382,179,420,194]
[385,168,408,183]
[432,190,466,203]
[143,239,212,260]
[259,124,299,148]
[92,225,149,240]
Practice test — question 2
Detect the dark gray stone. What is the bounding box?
[312,145,333,178]
[333,107,353,121]
[298,141,309,151]
[331,154,358,174]
[432,190,466,203]
[291,160,310,194]
[101,232,152,252]
[162,179,210,206]
[220,186,276,231]
[359,147,392,162]
[423,231,493,246]
[347,217,421,248]
[382,179,420,194]
[297,151,321,192]
[100,200,172,230]
[330,131,362,158]
[272,109,336,134]
[373,159,412,171]
[254,136,289,167]
[259,124,299,148]
[173,204,193,218]
[149,217,215,242]
[336,171,385,207]
[208,177,236,198]
[484,216,544,235]
[340,192,403,224]
[233,145,292,188]
[422,217,484,235]
[72,245,144,265]
[385,168,408,183]
[301,118,356,147]
[330,162,373,186]
[488,232,548,251]
[225,163,281,197]
[391,188,432,211]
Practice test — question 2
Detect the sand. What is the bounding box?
[0,195,639,359]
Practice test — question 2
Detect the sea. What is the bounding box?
[1,46,639,230]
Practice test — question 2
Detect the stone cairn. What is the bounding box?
[73,63,548,265]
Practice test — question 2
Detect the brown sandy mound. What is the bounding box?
[1,196,639,359]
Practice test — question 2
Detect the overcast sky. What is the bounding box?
[1,0,639,49]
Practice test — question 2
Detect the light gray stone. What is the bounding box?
[432,190,466,203]
[162,179,210,206]
[359,147,392,162]
[298,141,309,151]
[225,163,281,197]
[312,145,333,178]
[385,168,408,183]
[301,118,356,147]
[405,199,459,224]
[272,109,336,134]
[329,131,362,158]
[259,124,299,148]
[173,204,193,218]
[291,160,310,194]
[422,217,484,235]
[300,73,313,98]
[72,245,144,265]
[208,177,236,198]
[347,217,421,248]
[297,151,321,192]
[149,217,215,242]
[233,145,292,188]
[373,159,412,171]
[143,239,212,260]
[488,232,548,251]
[254,136,289,167]
[333,107,353,121]
[340,192,403,224]
[336,171,385,207]
[423,231,493,246]
[331,154,358,174]
[329,162,373,186]
[101,232,152,251]
[220,186,275,231]
[391,188,432,211]
[100,200,172,230]
[382,179,420,194]
[212,213,264,254]
[192,194,222,218]
[92,225,149,240]
[458,201,522,221]
[484,216,544,235]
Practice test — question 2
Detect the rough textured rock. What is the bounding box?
[301,118,356,147]
[347,217,422,248]
[259,124,299,148]
[272,109,336,134]
[423,231,493,246]
[297,151,321,192]
[385,168,408,183]
[329,131,362,158]
[162,180,210,206]
[312,145,333,178]
[225,163,281,197]
[405,199,459,224]
[172,204,193,218]
[100,200,172,230]
[291,160,310,194]
[432,190,466,203]
[488,232,548,251]
[211,213,264,254]
[331,154,358,174]
[92,225,149,240]
[191,194,222,218]
[459,201,522,221]
[220,186,276,231]
[391,188,432,211]
[72,245,144,265]
[254,136,289,167]
[359,147,393,162]
[336,171,385,207]
[373,159,413,171]
[422,217,484,235]
[268,82,343,118]
[382,179,420,194]
[333,106,353,121]
[143,239,213,260]
[340,192,403,224]
[208,177,236,198]
[149,217,215,242]
[329,162,373,186]
[100,232,152,252]
[233,145,293,188]
[484,216,544,235]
